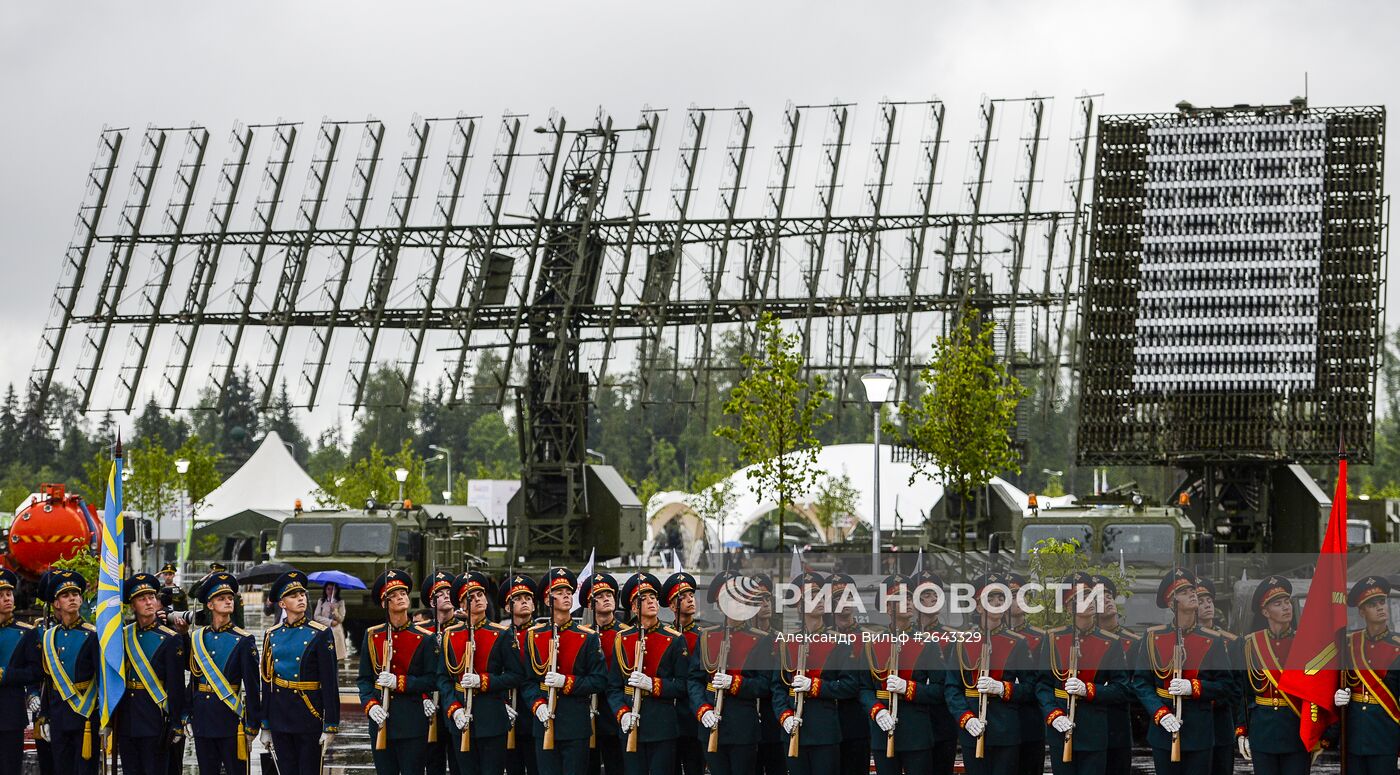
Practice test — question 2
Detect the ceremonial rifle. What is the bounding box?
[626,622,647,753]
[886,629,901,758]
[1171,625,1184,763]
[1062,628,1080,763]
[543,620,560,750]
[787,640,808,758]
[376,616,394,751]
[708,626,731,753]
[975,613,990,760]
[459,618,477,752]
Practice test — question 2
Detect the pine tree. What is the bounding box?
[0,384,19,465]
[264,380,310,465]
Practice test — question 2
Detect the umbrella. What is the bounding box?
[237,562,299,585]
[308,570,367,590]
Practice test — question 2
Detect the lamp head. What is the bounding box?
[860,371,896,404]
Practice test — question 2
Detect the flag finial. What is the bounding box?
[114,430,123,459]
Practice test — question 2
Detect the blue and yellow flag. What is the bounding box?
[96,439,125,728]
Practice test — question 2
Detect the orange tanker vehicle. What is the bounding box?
[0,483,100,599]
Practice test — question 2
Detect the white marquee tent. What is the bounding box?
[195,430,330,524]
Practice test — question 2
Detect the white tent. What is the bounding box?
[195,431,330,523]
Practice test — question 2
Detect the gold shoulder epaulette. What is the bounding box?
[157,625,177,636]
[1100,629,1119,641]
[15,620,34,630]
[1198,627,1220,637]
[577,624,596,634]
[367,622,386,634]
[233,627,250,637]
[663,625,682,637]
[1146,624,1168,635]
[308,620,328,631]
[488,621,509,631]
[81,622,96,632]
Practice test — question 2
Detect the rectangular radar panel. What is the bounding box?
[1077,103,1385,465]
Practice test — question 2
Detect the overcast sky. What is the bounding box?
[2,0,1395,436]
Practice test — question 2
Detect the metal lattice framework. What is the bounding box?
[32,99,1095,560]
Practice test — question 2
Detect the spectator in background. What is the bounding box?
[315,581,348,662]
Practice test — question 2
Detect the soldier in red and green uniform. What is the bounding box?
[944,572,1034,775]
[608,573,690,775]
[859,573,940,775]
[440,571,525,775]
[1092,573,1140,775]
[828,572,872,775]
[579,572,624,775]
[773,570,858,775]
[1236,575,1307,775]
[1005,571,1048,774]
[421,569,460,775]
[912,568,957,775]
[1333,575,1400,775]
[742,573,784,775]
[1130,568,1230,775]
[663,571,704,775]
[1035,571,1130,775]
[687,569,772,775]
[1194,576,1242,775]
[522,568,609,775]
[501,574,540,775]
[358,569,438,775]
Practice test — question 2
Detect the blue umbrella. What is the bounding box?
[722,541,743,550]
[307,570,367,590]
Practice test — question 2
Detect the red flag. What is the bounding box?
[1278,457,1349,752]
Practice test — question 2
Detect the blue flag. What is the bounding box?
[96,443,125,727]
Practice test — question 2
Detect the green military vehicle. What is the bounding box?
[271,501,497,644]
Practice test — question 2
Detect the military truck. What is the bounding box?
[271,500,497,644]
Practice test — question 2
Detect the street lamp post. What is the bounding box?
[429,445,453,502]
[175,458,190,582]
[394,467,409,504]
[860,371,896,575]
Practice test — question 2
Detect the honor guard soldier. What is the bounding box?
[662,571,704,775]
[188,571,262,775]
[859,573,940,775]
[0,568,41,770]
[422,569,461,775]
[773,570,858,775]
[501,573,540,775]
[1005,572,1048,775]
[441,571,525,775]
[1335,575,1400,775]
[116,574,186,775]
[1131,567,1229,775]
[742,573,784,775]
[687,569,773,775]
[1092,573,1140,775]
[259,570,340,775]
[1035,572,1130,775]
[609,573,690,775]
[911,568,957,775]
[37,568,100,775]
[523,568,608,775]
[944,572,1033,775]
[579,571,624,775]
[828,572,872,775]
[1238,575,1307,775]
[359,569,437,775]
[1195,576,1243,775]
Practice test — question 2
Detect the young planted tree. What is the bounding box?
[714,313,831,550]
[894,314,1026,555]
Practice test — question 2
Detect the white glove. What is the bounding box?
[460,673,482,689]
[1334,688,1351,707]
[423,698,437,717]
[964,717,986,737]
[885,675,908,695]
[453,708,470,730]
[544,671,566,689]
[701,709,719,729]
[319,733,334,748]
[535,704,551,724]
[627,670,652,691]
[620,712,639,733]
[37,722,50,741]
[791,674,812,694]
[1064,677,1087,697]
[710,672,734,690]
[875,709,896,733]
[1237,735,1252,761]
[1051,715,1074,734]
[1159,713,1182,734]
[782,715,801,735]
[1167,678,1193,697]
[259,729,272,749]
[505,703,518,724]
[976,676,1004,696]
[27,695,41,715]
[369,704,389,726]
[376,670,396,689]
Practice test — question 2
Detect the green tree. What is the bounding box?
[893,314,1026,555]
[316,440,431,509]
[264,380,310,466]
[1021,537,1133,629]
[811,473,860,541]
[350,367,418,461]
[714,313,831,549]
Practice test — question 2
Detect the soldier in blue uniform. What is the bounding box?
[910,568,957,775]
[609,572,690,775]
[687,569,772,775]
[858,573,940,775]
[827,572,872,775]
[522,567,608,775]
[580,571,624,775]
[1131,567,1230,775]
[259,570,340,775]
[773,570,859,775]
[440,570,525,775]
[359,569,437,775]
[0,567,41,771]
[662,571,704,775]
[1092,573,1141,775]
[1194,576,1243,775]
[944,572,1034,775]
[501,573,540,775]
[37,568,100,775]
[1237,575,1307,775]
[1034,572,1131,775]
[188,571,262,775]
[422,569,461,775]
[115,573,187,775]
[1335,575,1400,775]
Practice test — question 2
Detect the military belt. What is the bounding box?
[195,683,216,693]
[1355,692,1385,706]
[964,690,981,698]
[1253,695,1290,707]
[126,679,146,690]
[272,677,320,691]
